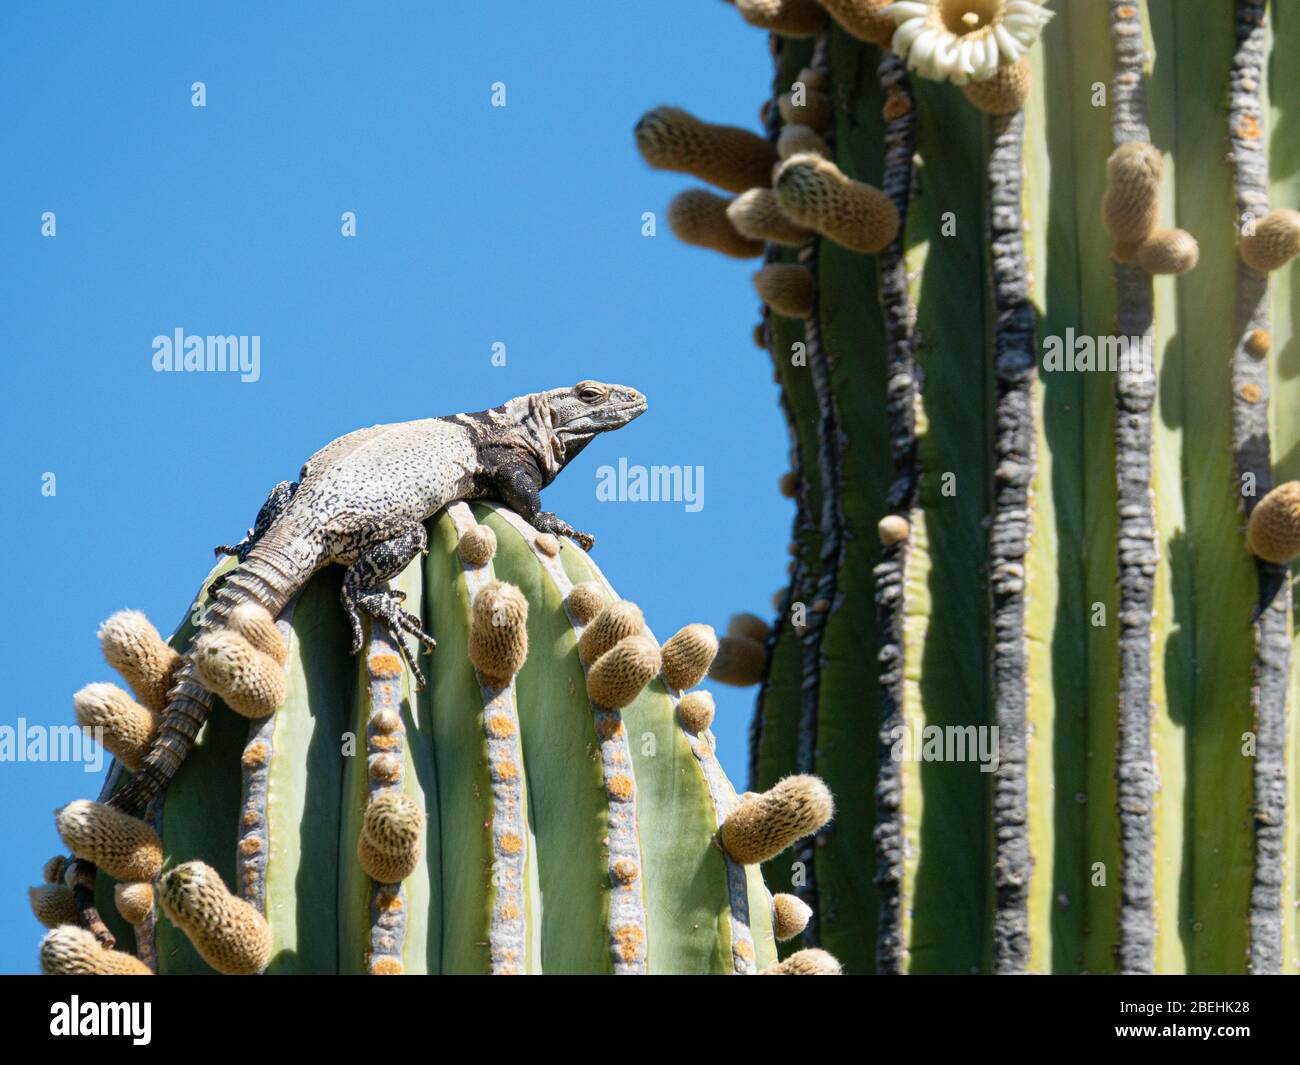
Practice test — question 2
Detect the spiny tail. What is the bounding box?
[111,531,309,814]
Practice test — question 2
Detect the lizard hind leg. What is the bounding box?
[209,480,300,594]
[339,520,436,690]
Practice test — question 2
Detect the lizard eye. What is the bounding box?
[578,386,603,402]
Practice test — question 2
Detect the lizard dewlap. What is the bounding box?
[469,580,530,687]
[72,683,159,771]
[660,623,719,691]
[159,861,272,976]
[39,926,153,976]
[97,610,182,713]
[578,601,645,664]
[55,799,162,882]
[719,774,834,864]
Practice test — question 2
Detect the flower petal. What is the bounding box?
[892,18,927,54]
[994,23,1023,58]
[909,27,941,70]
[933,36,958,77]
[887,1,931,19]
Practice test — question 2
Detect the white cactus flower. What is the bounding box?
[885,0,1053,85]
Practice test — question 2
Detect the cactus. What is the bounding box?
[38,502,838,974]
[641,0,1300,973]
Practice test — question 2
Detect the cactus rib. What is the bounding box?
[1227,0,1290,976]
[571,525,769,975]
[987,106,1037,973]
[487,505,652,974]
[235,605,295,916]
[787,31,842,951]
[1109,0,1158,977]
[359,621,413,974]
[871,52,919,977]
[448,503,535,975]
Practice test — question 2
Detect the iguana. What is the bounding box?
[108,380,646,818]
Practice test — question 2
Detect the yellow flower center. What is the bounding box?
[940,0,1004,36]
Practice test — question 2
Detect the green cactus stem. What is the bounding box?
[48,504,811,974]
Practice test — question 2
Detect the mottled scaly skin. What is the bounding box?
[110,381,646,817]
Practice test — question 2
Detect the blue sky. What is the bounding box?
[0,3,790,971]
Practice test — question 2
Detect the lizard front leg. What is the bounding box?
[338,519,436,689]
[494,464,597,551]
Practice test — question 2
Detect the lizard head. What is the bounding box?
[545,380,648,441]
[505,381,646,481]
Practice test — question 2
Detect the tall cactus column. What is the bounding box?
[1228,0,1291,977]
[643,0,1300,972]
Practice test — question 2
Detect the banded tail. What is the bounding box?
[110,528,314,814]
